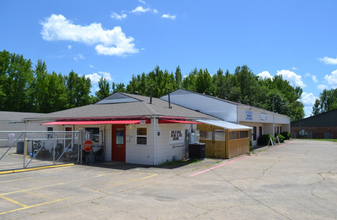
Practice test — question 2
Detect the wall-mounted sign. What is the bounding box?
[260,113,267,121]
[8,134,15,142]
[170,130,184,144]
[140,120,146,124]
[245,111,253,120]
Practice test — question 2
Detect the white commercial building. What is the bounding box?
[161,89,290,146]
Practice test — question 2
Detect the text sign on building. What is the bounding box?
[8,134,15,142]
[139,120,146,124]
[83,140,93,152]
[245,111,253,120]
[260,113,267,121]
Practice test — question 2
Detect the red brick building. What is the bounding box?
[291,109,337,139]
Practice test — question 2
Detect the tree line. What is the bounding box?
[0,50,305,121]
[312,89,337,116]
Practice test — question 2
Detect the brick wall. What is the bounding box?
[291,126,337,139]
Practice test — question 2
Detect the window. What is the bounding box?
[229,131,239,140]
[240,131,248,139]
[47,127,53,139]
[136,127,147,145]
[85,127,99,144]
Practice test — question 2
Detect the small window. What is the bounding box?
[47,127,53,139]
[85,127,100,144]
[137,127,147,145]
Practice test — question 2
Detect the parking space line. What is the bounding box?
[0,195,27,208]
[0,169,159,216]
[0,177,32,184]
[23,190,54,200]
[0,182,65,196]
[141,173,158,179]
[0,195,79,215]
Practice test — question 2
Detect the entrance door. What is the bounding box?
[112,125,126,162]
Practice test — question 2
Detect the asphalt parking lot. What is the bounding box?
[1,139,337,219]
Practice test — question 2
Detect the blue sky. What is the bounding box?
[1,0,337,117]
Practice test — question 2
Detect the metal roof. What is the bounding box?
[166,89,290,118]
[196,119,253,130]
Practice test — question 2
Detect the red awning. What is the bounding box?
[41,120,150,125]
[158,119,202,124]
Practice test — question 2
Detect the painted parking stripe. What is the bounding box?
[190,139,298,177]
[190,156,249,177]
[0,195,28,208]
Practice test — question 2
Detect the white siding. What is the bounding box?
[238,107,274,123]
[125,123,154,165]
[155,124,195,165]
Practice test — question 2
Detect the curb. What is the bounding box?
[0,163,75,175]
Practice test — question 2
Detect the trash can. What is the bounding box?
[189,143,205,159]
[17,141,24,154]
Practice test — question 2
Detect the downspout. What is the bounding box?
[153,117,157,165]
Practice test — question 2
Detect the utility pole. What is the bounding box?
[272,97,275,112]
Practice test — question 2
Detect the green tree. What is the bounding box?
[95,77,111,101]
[0,51,33,112]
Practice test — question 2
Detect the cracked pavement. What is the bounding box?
[1,139,337,219]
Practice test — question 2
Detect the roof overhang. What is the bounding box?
[196,119,252,130]
[158,119,202,124]
[41,120,151,125]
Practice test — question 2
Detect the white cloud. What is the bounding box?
[98,71,112,81]
[317,84,328,90]
[131,6,150,14]
[74,53,85,61]
[111,12,127,20]
[303,106,312,118]
[162,14,176,20]
[68,45,72,50]
[292,67,297,70]
[305,73,311,77]
[318,57,337,65]
[85,71,112,84]
[153,9,158,13]
[138,0,146,4]
[41,14,138,56]
[311,75,318,83]
[257,71,273,80]
[301,92,316,106]
[89,65,94,68]
[141,48,146,51]
[276,70,306,88]
[324,69,337,88]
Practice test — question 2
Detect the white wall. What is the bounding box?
[155,124,195,165]
[125,123,154,165]
[274,115,290,124]
[238,107,274,123]
[124,122,196,165]
[263,123,274,137]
